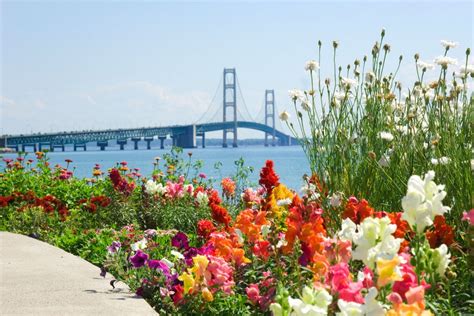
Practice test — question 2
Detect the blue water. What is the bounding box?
[2,146,309,190]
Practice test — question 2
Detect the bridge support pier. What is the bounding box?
[0,137,6,148]
[159,136,166,149]
[74,143,87,151]
[97,141,108,151]
[144,137,153,150]
[132,137,141,150]
[175,125,196,149]
[22,143,37,152]
[38,143,52,152]
[51,144,65,152]
[117,139,127,150]
[199,133,205,148]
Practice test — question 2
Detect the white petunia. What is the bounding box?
[131,238,147,251]
[305,60,320,71]
[401,171,450,233]
[379,131,394,141]
[170,250,184,260]
[440,40,458,49]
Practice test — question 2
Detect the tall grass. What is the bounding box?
[284,30,473,220]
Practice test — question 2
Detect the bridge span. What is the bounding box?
[0,121,296,152]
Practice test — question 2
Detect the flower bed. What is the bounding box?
[1,32,473,315]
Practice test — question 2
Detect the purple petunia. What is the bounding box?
[107,241,122,254]
[171,232,189,250]
[130,250,149,268]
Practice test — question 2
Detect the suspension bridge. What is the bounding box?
[0,68,297,151]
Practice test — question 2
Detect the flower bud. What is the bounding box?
[333,41,339,49]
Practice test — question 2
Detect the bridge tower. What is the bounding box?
[222,68,237,148]
[264,89,276,147]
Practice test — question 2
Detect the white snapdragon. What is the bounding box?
[288,286,333,316]
[432,244,450,276]
[305,60,320,71]
[379,131,394,141]
[337,288,385,316]
[401,171,450,233]
[144,179,166,195]
[195,191,209,206]
[336,300,363,316]
[440,40,458,49]
[434,56,458,67]
[338,218,357,241]
[131,238,147,251]
[279,111,291,122]
[349,217,402,268]
[329,192,343,208]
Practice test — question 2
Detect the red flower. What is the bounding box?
[252,240,271,261]
[0,196,14,207]
[342,197,374,224]
[259,160,279,194]
[210,203,231,226]
[197,220,216,239]
[426,215,454,248]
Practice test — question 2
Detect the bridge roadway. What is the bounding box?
[1,121,296,151]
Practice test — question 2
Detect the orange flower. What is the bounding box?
[342,197,374,224]
[235,209,269,244]
[221,177,236,198]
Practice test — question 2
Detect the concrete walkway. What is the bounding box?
[0,232,157,315]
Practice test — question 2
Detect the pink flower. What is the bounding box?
[166,181,184,198]
[328,263,351,292]
[462,209,474,225]
[338,281,364,304]
[246,284,261,305]
[388,292,403,305]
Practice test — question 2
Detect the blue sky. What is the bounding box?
[1,0,472,137]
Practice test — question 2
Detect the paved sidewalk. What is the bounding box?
[0,232,157,315]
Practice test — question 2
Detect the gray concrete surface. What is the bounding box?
[0,232,157,315]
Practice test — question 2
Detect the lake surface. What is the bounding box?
[2,146,309,190]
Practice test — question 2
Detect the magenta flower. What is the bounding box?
[199,173,207,179]
[130,250,149,268]
[148,260,171,279]
[171,232,189,250]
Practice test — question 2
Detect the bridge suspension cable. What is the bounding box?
[235,75,257,122]
[194,75,223,124]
